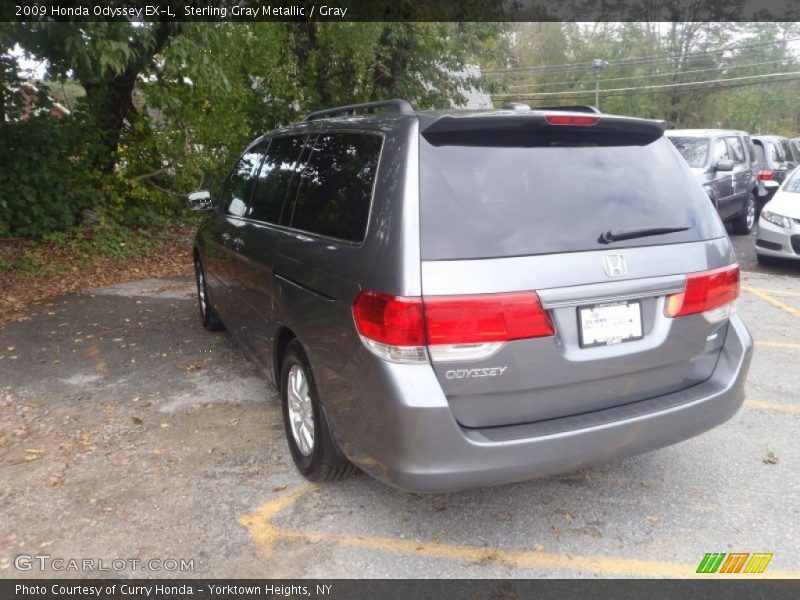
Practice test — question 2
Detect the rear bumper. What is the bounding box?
[329,315,753,493]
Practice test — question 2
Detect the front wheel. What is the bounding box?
[732,194,756,235]
[280,341,356,482]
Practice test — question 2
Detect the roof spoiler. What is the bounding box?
[422,113,667,147]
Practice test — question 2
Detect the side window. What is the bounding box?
[288,132,383,243]
[218,144,266,217]
[248,135,309,224]
[712,138,729,164]
[725,137,745,164]
[770,142,785,162]
[745,138,757,163]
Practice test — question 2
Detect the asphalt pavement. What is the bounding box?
[1,236,799,579]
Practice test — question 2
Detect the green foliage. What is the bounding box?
[2,22,508,240]
[0,113,99,236]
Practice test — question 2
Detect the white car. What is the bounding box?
[756,166,800,263]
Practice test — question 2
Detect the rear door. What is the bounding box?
[724,135,751,214]
[234,134,312,376]
[418,116,732,428]
[710,137,736,218]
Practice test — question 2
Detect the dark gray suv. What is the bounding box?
[189,101,753,492]
[666,129,759,234]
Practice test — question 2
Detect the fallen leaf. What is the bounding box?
[763,452,779,465]
[39,541,54,548]
[646,515,660,524]
[273,484,287,492]
[565,513,574,523]
[551,524,562,535]
[131,416,143,425]
[533,543,545,552]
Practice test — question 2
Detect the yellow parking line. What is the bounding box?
[240,486,800,578]
[743,286,800,298]
[746,400,800,415]
[743,287,800,319]
[756,340,800,349]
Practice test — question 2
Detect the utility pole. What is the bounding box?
[592,59,609,110]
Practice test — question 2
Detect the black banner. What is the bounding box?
[3,580,800,600]
[2,0,800,22]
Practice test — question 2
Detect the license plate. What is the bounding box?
[578,300,643,348]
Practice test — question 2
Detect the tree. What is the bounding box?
[16,21,183,170]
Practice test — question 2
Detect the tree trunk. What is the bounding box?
[79,22,177,171]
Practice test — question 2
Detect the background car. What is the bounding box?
[755,165,800,264]
[752,135,798,210]
[666,129,758,234]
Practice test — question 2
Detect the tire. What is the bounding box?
[731,194,756,235]
[194,257,224,331]
[280,340,356,482]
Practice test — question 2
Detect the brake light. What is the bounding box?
[545,114,600,126]
[757,170,774,181]
[352,291,425,346]
[424,292,554,344]
[353,290,554,363]
[665,264,740,322]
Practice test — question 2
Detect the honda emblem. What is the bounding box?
[602,254,627,277]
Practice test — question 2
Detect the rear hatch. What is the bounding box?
[419,112,735,428]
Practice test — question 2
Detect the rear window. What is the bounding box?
[668,136,708,168]
[420,136,725,260]
[288,132,382,243]
[754,141,766,162]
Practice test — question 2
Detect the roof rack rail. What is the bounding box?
[529,105,600,114]
[303,99,414,122]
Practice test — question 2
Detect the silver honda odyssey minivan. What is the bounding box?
[189,100,753,492]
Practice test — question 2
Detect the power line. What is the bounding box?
[483,36,800,77]
[505,57,794,91]
[495,71,800,101]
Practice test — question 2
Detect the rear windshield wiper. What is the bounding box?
[598,226,690,244]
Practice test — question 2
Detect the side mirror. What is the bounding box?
[715,159,734,172]
[187,190,213,212]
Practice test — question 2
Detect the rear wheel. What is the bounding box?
[280,340,356,482]
[194,257,224,331]
[732,194,756,235]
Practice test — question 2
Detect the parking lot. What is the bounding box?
[1,233,799,579]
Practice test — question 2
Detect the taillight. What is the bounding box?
[424,292,554,344]
[664,264,740,322]
[545,114,600,126]
[352,291,425,346]
[353,290,554,363]
[757,170,774,181]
